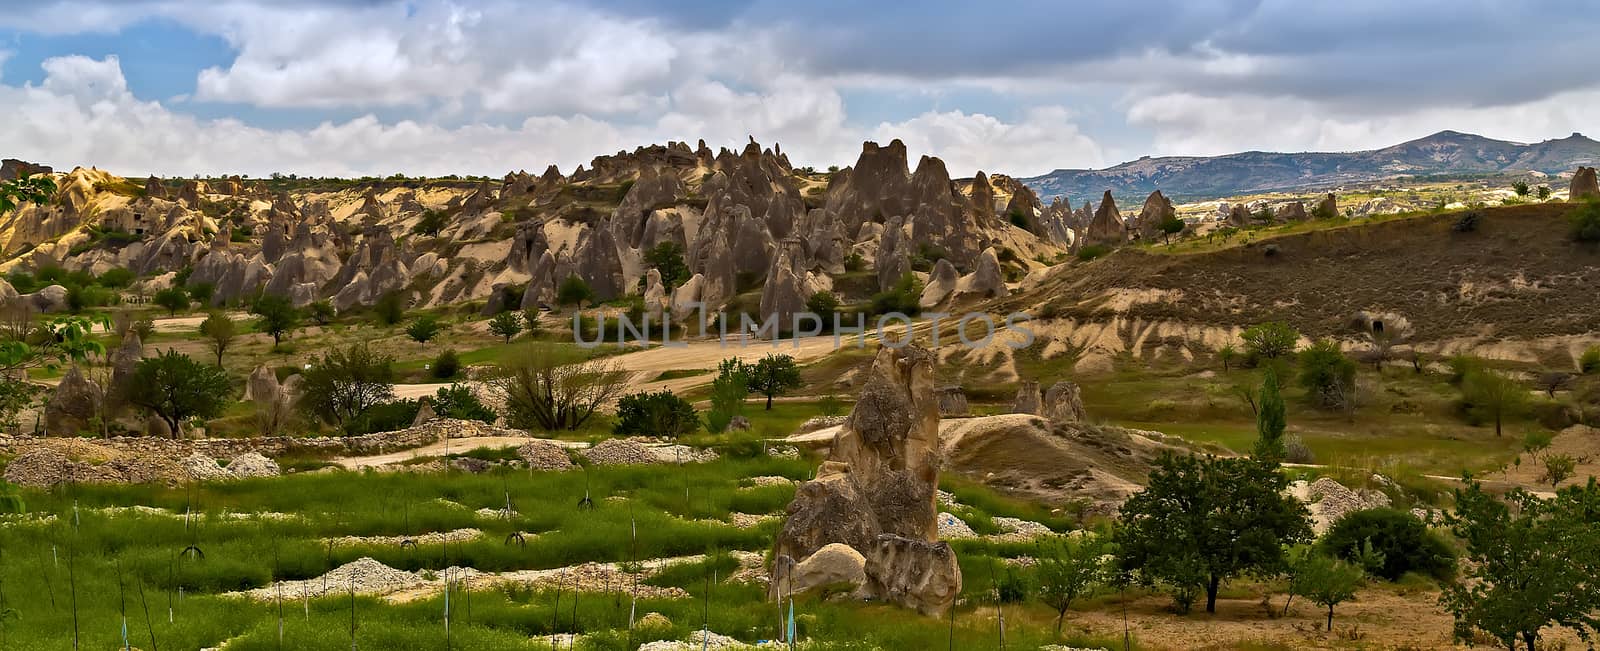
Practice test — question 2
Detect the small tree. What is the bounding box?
[411,209,448,236]
[307,300,337,326]
[125,349,232,437]
[747,353,802,410]
[488,310,524,343]
[1253,369,1287,461]
[187,281,215,305]
[432,383,495,423]
[374,291,407,325]
[1512,180,1531,196]
[643,242,689,288]
[1321,508,1456,581]
[805,291,840,327]
[614,390,699,438]
[1158,214,1185,244]
[1540,453,1578,488]
[1218,343,1238,371]
[1035,533,1110,633]
[1241,322,1299,363]
[1116,453,1311,614]
[1538,185,1552,200]
[1288,550,1365,631]
[1581,346,1600,374]
[406,315,442,346]
[1462,369,1528,437]
[153,286,190,317]
[1536,372,1573,398]
[1298,339,1357,411]
[1571,199,1600,242]
[1442,479,1600,650]
[706,357,748,433]
[250,294,300,347]
[491,343,627,431]
[298,344,396,433]
[198,311,236,366]
[557,274,594,308]
[431,349,460,379]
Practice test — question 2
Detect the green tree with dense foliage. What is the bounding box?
[746,353,802,410]
[643,241,689,288]
[125,349,232,437]
[1116,453,1311,614]
[187,281,215,305]
[1321,508,1455,581]
[432,383,496,423]
[0,173,54,215]
[1441,479,1600,650]
[488,310,524,343]
[1252,369,1287,460]
[1298,339,1357,410]
[614,389,699,438]
[1461,368,1528,437]
[374,291,407,325]
[557,274,595,308]
[805,291,840,328]
[1035,533,1111,632]
[411,209,449,236]
[1158,214,1186,244]
[406,315,442,345]
[1287,548,1366,631]
[307,300,337,326]
[153,286,190,317]
[198,311,236,366]
[1241,322,1299,363]
[250,294,300,347]
[298,344,396,433]
[705,357,748,433]
[869,272,922,316]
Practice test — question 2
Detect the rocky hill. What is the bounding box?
[0,139,1065,316]
[1024,131,1600,204]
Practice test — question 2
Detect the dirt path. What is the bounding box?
[334,436,582,469]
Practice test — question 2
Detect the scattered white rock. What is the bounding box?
[225,452,280,479]
[937,512,979,540]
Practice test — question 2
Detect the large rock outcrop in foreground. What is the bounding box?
[1572,166,1600,200]
[771,345,960,616]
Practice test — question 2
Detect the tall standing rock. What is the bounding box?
[46,365,104,436]
[1132,190,1175,240]
[1571,166,1600,200]
[1314,193,1339,219]
[1085,191,1124,246]
[772,345,960,615]
[1042,381,1086,423]
[1011,380,1042,415]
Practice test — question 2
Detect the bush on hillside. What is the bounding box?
[1321,507,1455,581]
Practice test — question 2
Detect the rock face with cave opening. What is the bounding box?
[770,344,960,616]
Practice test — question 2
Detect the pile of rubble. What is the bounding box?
[638,631,750,651]
[326,528,483,548]
[224,452,281,478]
[1289,477,1393,534]
[937,512,979,540]
[581,439,657,466]
[989,517,1054,543]
[650,444,719,464]
[239,557,420,600]
[516,441,574,471]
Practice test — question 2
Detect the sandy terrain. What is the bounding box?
[333,435,580,469]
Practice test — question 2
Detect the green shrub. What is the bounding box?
[557,274,594,307]
[705,358,748,434]
[374,291,407,325]
[1298,339,1357,410]
[1569,199,1600,242]
[432,383,495,423]
[869,273,922,316]
[615,389,699,438]
[347,399,421,435]
[1076,244,1110,261]
[432,349,461,379]
[1447,355,1485,385]
[1581,347,1600,375]
[1242,321,1300,363]
[1320,507,1455,581]
[97,267,135,288]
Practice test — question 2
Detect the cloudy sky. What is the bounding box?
[1,0,1597,178]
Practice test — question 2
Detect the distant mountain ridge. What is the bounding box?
[1022,131,1600,203]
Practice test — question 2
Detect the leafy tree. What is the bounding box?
[1253,369,1286,461]
[705,357,748,433]
[1241,322,1299,363]
[1298,339,1357,410]
[1320,508,1455,581]
[250,294,300,347]
[431,349,460,379]
[432,383,495,423]
[198,311,237,366]
[491,343,627,431]
[411,209,449,236]
[298,344,396,433]
[1158,214,1186,244]
[186,281,215,305]
[307,300,337,326]
[643,241,689,288]
[1538,185,1552,200]
[153,286,190,317]
[405,315,442,345]
[1287,549,1365,631]
[1441,479,1600,650]
[125,349,232,437]
[747,353,802,410]
[557,274,594,308]
[97,267,135,289]
[1511,180,1531,196]
[1116,453,1311,613]
[1218,343,1238,371]
[1571,199,1600,242]
[488,310,524,343]
[0,173,54,215]
[869,273,922,316]
[1580,346,1600,374]
[345,399,420,435]
[1035,533,1111,633]
[1540,453,1578,488]
[521,307,542,337]
[1462,369,1528,437]
[805,291,840,328]
[374,291,407,325]
[614,389,699,438]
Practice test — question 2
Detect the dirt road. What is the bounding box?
[334,436,582,469]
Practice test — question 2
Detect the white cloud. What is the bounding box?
[0,55,1104,179]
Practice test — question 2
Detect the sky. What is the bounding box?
[1,0,1598,179]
